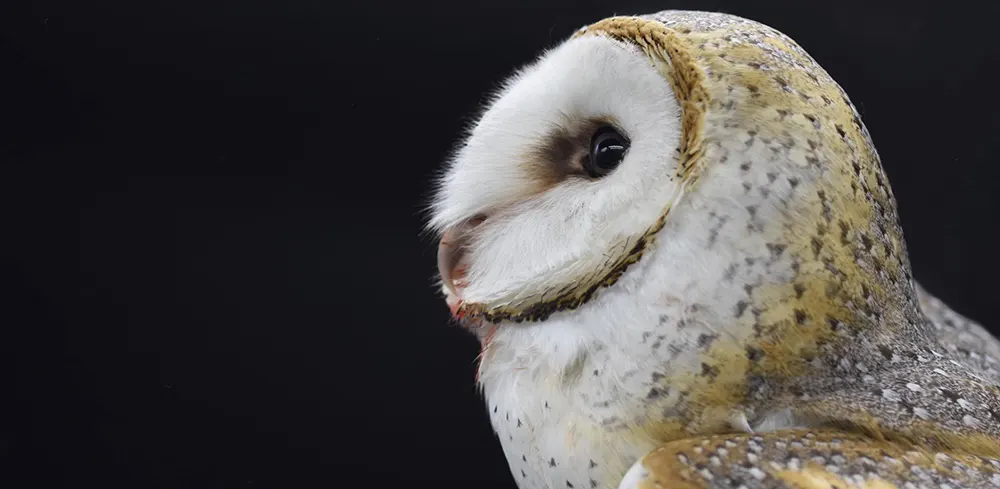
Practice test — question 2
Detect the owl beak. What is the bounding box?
[437,215,487,301]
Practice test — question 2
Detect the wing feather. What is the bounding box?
[620,429,1000,489]
[916,283,1000,385]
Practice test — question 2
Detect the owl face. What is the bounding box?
[429,34,687,323]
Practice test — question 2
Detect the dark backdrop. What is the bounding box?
[2,0,998,487]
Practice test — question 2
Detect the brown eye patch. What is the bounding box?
[523,116,624,192]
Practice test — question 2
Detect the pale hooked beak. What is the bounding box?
[437,215,487,305]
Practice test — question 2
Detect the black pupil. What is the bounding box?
[590,127,629,174]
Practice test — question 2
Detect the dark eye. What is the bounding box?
[587,126,630,177]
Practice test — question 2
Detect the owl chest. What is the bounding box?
[483,364,652,489]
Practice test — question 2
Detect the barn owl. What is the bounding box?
[428,9,1000,489]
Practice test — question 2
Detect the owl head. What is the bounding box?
[428,12,911,380]
[429,26,690,318]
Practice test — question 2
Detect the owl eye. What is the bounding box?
[587,126,629,177]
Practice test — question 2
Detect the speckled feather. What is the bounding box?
[436,9,1000,489]
[917,285,1000,386]
[626,429,1000,489]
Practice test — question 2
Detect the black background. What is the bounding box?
[2,0,999,487]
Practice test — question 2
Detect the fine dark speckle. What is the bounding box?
[736,300,750,317]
